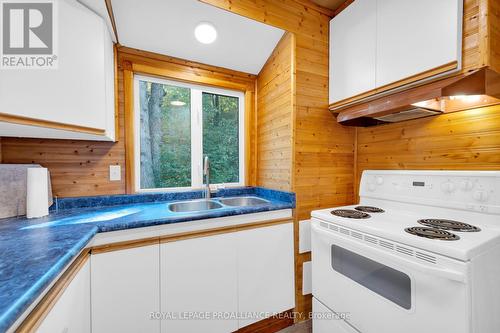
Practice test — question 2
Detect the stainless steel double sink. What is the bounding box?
[167,196,269,213]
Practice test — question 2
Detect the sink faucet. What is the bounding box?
[203,155,211,199]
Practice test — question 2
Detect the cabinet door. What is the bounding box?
[0,0,114,139]
[329,0,376,104]
[91,245,160,333]
[160,233,238,333]
[37,259,91,333]
[237,223,295,328]
[376,0,462,87]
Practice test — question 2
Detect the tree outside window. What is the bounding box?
[136,77,244,191]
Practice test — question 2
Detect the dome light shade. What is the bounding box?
[170,100,186,106]
[194,22,217,44]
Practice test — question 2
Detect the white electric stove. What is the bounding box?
[311,170,500,333]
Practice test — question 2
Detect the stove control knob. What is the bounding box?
[368,182,376,192]
[460,180,474,191]
[441,181,456,193]
[473,190,489,202]
[375,176,384,185]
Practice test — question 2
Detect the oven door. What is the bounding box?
[311,220,471,333]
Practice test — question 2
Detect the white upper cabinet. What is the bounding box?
[376,0,462,87]
[0,0,115,141]
[329,0,377,104]
[329,0,462,106]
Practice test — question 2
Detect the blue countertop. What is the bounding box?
[0,187,294,332]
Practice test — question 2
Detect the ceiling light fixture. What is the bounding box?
[194,22,217,44]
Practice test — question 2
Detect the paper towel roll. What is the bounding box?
[26,167,49,218]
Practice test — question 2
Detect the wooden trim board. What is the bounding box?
[91,237,159,255]
[123,62,135,194]
[16,250,90,333]
[131,62,251,92]
[235,309,294,333]
[104,0,119,43]
[90,218,293,254]
[113,43,120,141]
[332,0,355,17]
[245,90,254,186]
[160,218,293,244]
[0,112,106,136]
[329,61,459,110]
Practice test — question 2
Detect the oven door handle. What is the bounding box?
[313,224,467,283]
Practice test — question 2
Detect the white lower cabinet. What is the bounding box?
[237,223,295,328]
[160,222,295,332]
[91,245,160,333]
[37,259,91,333]
[87,221,295,333]
[160,233,239,333]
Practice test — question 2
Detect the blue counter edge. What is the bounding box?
[0,187,295,333]
[0,227,97,333]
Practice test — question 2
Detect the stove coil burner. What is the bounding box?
[417,219,481,232]
[331,209,371,219]
[405,227,460,241]
[355,206,385,213]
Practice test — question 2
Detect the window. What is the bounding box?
[134,75,244,191]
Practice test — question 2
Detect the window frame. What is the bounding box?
[133,74,245,192]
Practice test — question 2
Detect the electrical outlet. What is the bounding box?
[109,165,121,181]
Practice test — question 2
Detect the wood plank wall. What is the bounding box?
[356,105,500,196]
[201,0,356,319]
[462,0,486,71]
[465,0,500,74]
[256,33,295,191]
[487,0,500,73]
[458,0,500,75]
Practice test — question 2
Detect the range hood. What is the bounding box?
[333,68,500,127]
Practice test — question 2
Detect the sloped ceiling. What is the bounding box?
[79,0,285,74]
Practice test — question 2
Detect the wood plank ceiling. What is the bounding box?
[310,0,348,10]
